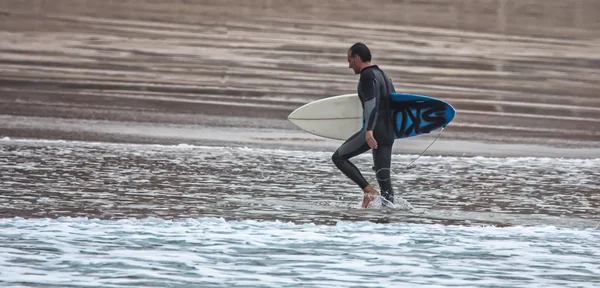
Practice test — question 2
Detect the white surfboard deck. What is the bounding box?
[288,92,456,141]
[287,94,362,141]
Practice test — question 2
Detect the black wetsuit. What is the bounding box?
[332,65,396,203]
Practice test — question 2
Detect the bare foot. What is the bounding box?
[361,185,380,208]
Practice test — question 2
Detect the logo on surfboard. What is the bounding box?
[391,101,448,138]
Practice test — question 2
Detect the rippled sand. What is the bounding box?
[1,0,600,156]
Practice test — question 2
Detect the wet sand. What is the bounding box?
[1,0,599,157]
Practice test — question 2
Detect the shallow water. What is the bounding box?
[1,138,599,227]
[1,138,600,287]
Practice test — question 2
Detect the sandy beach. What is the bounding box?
[1,0,599,157]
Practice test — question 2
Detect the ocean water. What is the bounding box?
[1,138,599,287]
[1,217,599,288]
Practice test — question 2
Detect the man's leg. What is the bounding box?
[331,130,378,208]
[331,130,371,188]
[373,144,394,205]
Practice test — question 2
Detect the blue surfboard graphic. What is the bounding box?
[391,93,455,139]
[362,93,455,139]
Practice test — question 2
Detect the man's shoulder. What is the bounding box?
[359,66,377,81]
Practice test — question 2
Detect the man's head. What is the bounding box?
[347,42,372,74]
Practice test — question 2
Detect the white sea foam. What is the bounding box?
[0,217,599,288]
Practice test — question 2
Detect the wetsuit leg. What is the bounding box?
[372,144,394,204]
[331,130,371,189]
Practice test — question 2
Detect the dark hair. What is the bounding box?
[348,42,372,62]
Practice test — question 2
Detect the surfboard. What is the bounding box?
[287,93,455,140]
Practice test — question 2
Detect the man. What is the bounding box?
[332,42,396,208]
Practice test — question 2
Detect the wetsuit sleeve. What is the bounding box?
[360,72,379,131]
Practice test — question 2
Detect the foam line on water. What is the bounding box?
[1,217,599,287]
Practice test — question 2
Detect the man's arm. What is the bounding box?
[361,72,380,131]
[360,71,380,149]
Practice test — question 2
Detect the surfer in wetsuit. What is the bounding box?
[332,42,396,208]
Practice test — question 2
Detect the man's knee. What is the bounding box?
[332,150,341,164]
[332,150,349,167]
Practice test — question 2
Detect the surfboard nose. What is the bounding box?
[286,94,362,140]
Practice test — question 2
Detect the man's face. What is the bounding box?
[347,51,360,74]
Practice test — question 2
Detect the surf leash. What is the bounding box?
[374,126,445,179]
[401,126,445,171]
